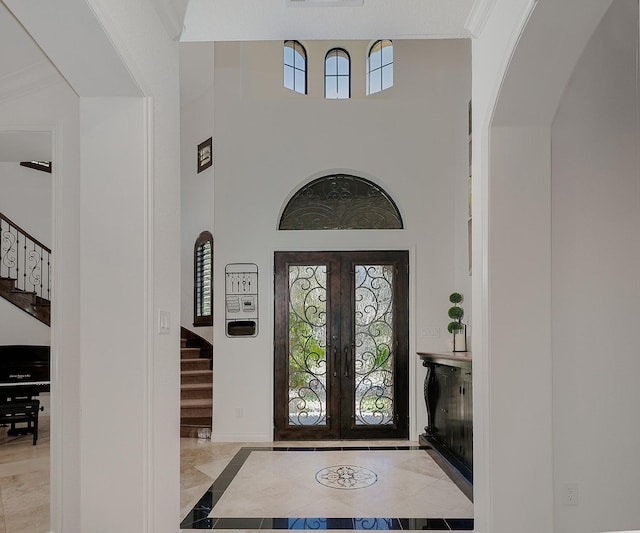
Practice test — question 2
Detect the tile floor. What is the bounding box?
[0,419,474,532]
[0,416,50,533]
[181,439,474,531]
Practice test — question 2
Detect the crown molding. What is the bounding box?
[0,60,64,104]
[465,0,498,38]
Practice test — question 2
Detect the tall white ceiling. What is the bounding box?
[0,0,476,157]
[0,1,66,108]
[0,0,476,88]
[0,3,54,161]
[182,0,474,42]
[0,2,49,82]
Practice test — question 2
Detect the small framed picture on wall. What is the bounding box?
[197,137,212,173]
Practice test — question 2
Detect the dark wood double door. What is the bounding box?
[274,251,409,440]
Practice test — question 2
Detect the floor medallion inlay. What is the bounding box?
[315,465,378,489]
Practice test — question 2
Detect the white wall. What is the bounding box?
[489,125,554,532]
[551,2,640,531]
[0,299,50,345]
[79,97,152,529]
[0,162,51,244]
[211,39,470,440]
[180,42,215,343]
[4,0,182,530]
[471,1,542,522]
[472,1,634,532]
[71,2,182,531]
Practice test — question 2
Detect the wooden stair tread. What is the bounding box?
[180,370,212,384]
[181,359,210,368]
[180,417,211,425]
[181,407,212,417]
[180,329,213,438]
[181,382,212,390]
[10,289,36,295]
[181,398,212,407]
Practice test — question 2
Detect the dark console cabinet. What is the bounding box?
[418,352,472,485]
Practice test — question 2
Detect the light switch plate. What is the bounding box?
[158,310,170,334]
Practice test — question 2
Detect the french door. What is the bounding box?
[274,251,409,440]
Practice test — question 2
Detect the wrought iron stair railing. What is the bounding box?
[0,211,51,325]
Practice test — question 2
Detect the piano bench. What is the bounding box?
[0,399,40,445]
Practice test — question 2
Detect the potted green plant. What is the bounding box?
[447,292,467,352]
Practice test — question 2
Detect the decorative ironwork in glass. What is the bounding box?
[354,264,394,425]
[288,265,328,426]
[279,174,403,230]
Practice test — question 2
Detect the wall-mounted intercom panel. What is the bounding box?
[225,263,258,337]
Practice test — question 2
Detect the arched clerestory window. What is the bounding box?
[325,48,350,99]
[193,231,213,327]
[367,39,393,95]
[279,174,403,230]
[284,40,307,94]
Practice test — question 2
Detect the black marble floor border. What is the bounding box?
[180,446,474,531]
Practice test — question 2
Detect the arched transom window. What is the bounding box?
[279,174,403,230]
[367,39,393,95]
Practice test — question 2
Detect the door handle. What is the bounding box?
[343,346,350,378]
[332,345,338,377]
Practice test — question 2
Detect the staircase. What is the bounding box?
[0,212,51,326]
[180,327,213,438]
[0,276,51,325]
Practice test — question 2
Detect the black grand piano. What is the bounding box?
[0,345,50,445]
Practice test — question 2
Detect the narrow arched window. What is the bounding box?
[194,231,213,327]
[284,40,307,94]
[367,40,393,95]
[325,48,350,99]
